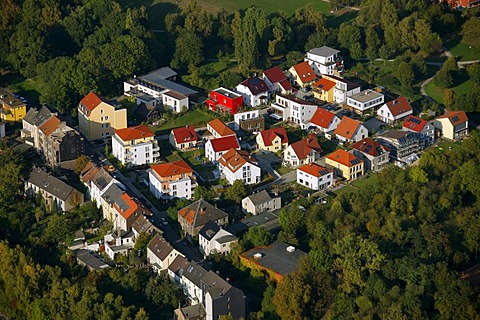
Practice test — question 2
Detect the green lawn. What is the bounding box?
[425,70,474,105]
[447,41,480,62]
[352,174,378,189]
[0,72,42,105]
[149,109,215,135]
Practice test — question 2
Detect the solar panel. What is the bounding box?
[319,169,329,175]
[364,145,372,153]
[350,159,360,165]
[451,116,459,122]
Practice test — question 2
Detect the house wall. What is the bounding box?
[149,170,195,200]
[0,104,26,122]
[256,134,286,152]
[242,197,281,215]
[309,115,340,133]
[297,170,333,190]
[0,122,4,138]
[221,162,261,185]
[377,105,412,124]
[235,84,268,107]
[112,135,157,166]
[284,146,319,167]
[78,102,127,141]
[205,287,245,320]
[169,133,197,150]
[325,158,364,180]
[352,150,389,172]
[347,94,384,113]
[162,94,188,113]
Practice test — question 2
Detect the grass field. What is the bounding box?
[149,109,215,135]
[0,72,42,105]
[425,69,473,104]
[445,38,480,62]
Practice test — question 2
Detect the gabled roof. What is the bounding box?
[351,138,389,157]
[178,199,228,228]
[308,46,340,57]
[27,167,79,201]
[148,234,176,261]
[39,116,60,136]
[298,163,332,178]
[278,79,293,91]
[263,66,287,84]
[289,134,322,160]
[23,106,55,126]
[172,126,198,144]
[310,108,337,129]
[326,149,363,167]
[207,119,236,137]
[384,96,412,117]
[80,161,98,184]
[114,193,139,220]
[334,116,362,139]
[79,92,108,112]
[291,61,317,84]
[437,111,468,126]
[91,167,113,191]
[245,190,274,206]
[150,159,193,178]
[199,221,221,241]
[182,262,208,287]
[219,148,256,173]
[260,127,288,146]
[209,136,240,152]
[403,115,427,133]
[115,125,155,141]
[132,214,158,235]
[168,255,189,275]
[323,75,361,91]
[239,77,269,95]
[313,78,336,91]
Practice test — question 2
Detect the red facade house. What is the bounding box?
[206,87,243,115]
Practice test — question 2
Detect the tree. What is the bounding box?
[443,89,455,109]
[396,62,414,88]
[434,69,453,89]
[145,275,179,309]
[350,42,363,61]
[286,51,304,68]
[337,23,361,50]
[409,166,428,184]
[193,185,215,201]
[467,63,480,84]
[443,57,458,73]
[0,148,23,203]
[243,226,273,249]
[461,17,480,48]
[171,28,204,69]
[224,180,249,204]
[414,19,441,55]
[278,205,305,246]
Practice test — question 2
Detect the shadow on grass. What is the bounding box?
[326,10,358,28]
[117,0,180,30]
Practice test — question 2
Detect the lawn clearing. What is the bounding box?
[447,41,480,62]
[425,70,474,104]
[149,109,216,135]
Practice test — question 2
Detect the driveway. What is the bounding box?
[253,151,282,180]
[362,117,385,135]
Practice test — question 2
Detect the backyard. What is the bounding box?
[149,109,216,135]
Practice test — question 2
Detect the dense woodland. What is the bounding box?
[1,0,480,113]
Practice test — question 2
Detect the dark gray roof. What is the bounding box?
[178,304,205,319]
[23,106,55,126]
[101,183,125,206]
[216,234,238,244]
[75,249,109,271]
[325,75,361,91]
[198,221,220,241]
[242,242,307,276]
[137,68,197,96]
[132,214,158,235]
[227,211,280,235]
[308,46,339,57]
[379,130,420,143]
[201,270,233,299]
[183,262,208,288]
[245,190,273,206]
[168,255,189,275]
[148,234,175,261]
[27,167,78,201]
[178,199,228,228]
[91,168,113,191]
[142,67,177,80]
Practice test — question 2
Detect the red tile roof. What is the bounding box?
[219,149,255,173]
[351,138,389,157]
[39,116,60,136]
[298,163,331,178]
[403,115,427,133]
[334,116,362,139]
[290,134,322,160]
[240,77,269,95]
[114,193,138,220]
[172,126,198,144]
[310,108,337,129]
[263,66,287,83]
[313,78,336,91]
[207,119,236,137]
[79,92,107,112]
[278,79,293,91]
[260,127,289,146]
[384,96,412,117]
[292,61,317,84]
[326,149,363,167]
[115,125,155,141]
[209,136,240,152]
[437,111,468,126]
[151,159,193,178]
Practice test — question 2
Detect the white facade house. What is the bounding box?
[283,134,322,167]
[271,94,318,129]
[305,46,342,76]
[322,74,361,104]
[81,165,119,208]
[403,115,436,147]
[297,163,333,190]
[149,160,197,200]
[308,108,340,133]
[205,136,240,163]
[235,77,270,107]
[234,110,259,130]
[181,263,208,304]
[334,116,368,143]
[104,232,135,260]
[199,221,238,257]
[242,190,281,215]
[147,234,184,273]
[377,96,413,124]
[218,149,261,185]
[347,89,385,114]
[112,125,160,166]
[162,90,189,113]
[262,66,293,94]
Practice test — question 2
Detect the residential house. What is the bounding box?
[175,304,206,320]
[256,127,289,152]
[334,116,368,143]
[75,249,109,271]
[351,138,390,172]
[288,61,317,88]
[112,193,152,233]
[104,231,135,260]
[377,96,413,124]
[0,87,27,122]
[322,74,361,104]
[270,94,318,128]
[262,66,293,94]
[233,110,265,132]
[181,262,209,304]
[206,87,243,114]
[445,0,480,9]
[207,119,236,139]
[296,163,333,190]
[149,159,197,200]
[0,121,5,138]
[147,234,185,273]
[240,242,307,282]
[124,67,198,111]
[284,134,322,167]
[241,190,281,215]
[80,164,116,208]
[218,148,261,185]
[205,136,240,163]
[433,111,469,141]
[312,77,336,102]
[308,108,340,134]
[112,125,160,166]
[199,221,238,257]
[21,105,55,148]
[167,255,189,284]
[101,183,126,222]
[170,126,199,150]
[235,77,270,107]
[377,130,421,164]
[403,115,435,147]
[305,46,343,76]
[25,167,84,212]
[77,92,127,141]
[347,89,385,114]
[131,214,159,238]
[177,199,229,238]
[325,149,364,180]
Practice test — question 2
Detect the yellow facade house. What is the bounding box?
[0,88,27,122]
[325,149,364,181]
[312,78,336,103]
[77,92,127,141]
[256,127,289,152]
